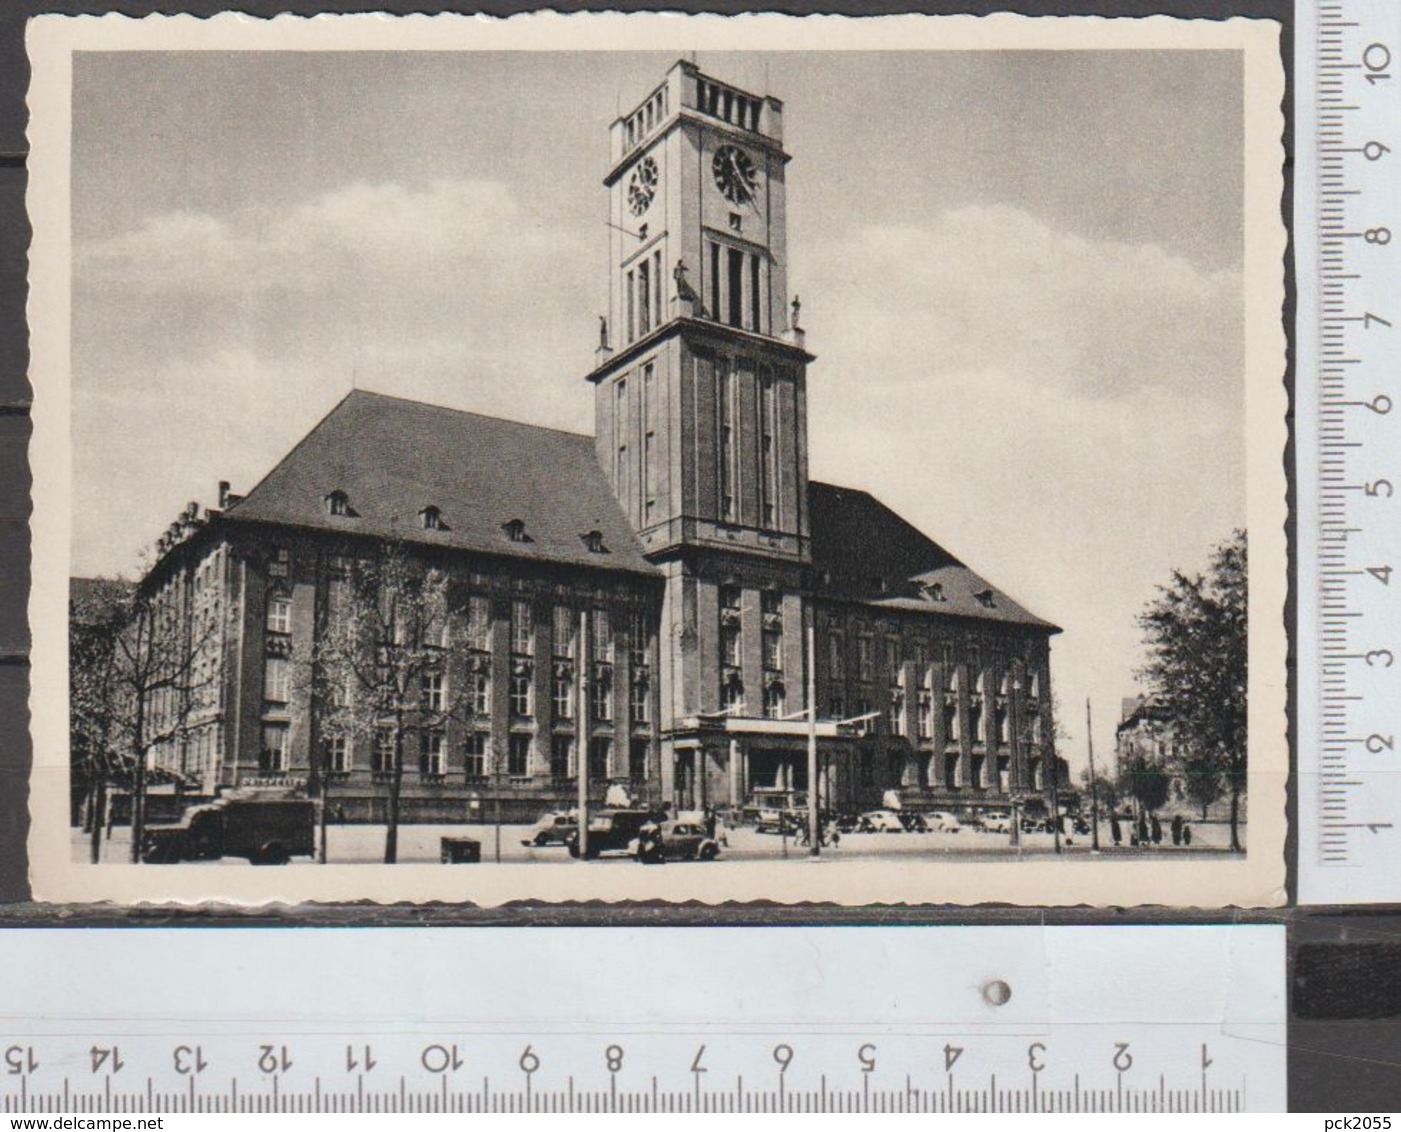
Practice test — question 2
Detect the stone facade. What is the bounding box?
[119,60,1061,822]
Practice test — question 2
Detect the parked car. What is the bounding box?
[753,807,785,834]
[565,809,659,859]
[521,809,577,847]
[141,795,315,865]
[857,809,904,833]
[980,810,1012,834]
[926,810,962,833]
[636,819,721,863]
[898,811,930,833]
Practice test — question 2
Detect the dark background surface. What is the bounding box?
[1,0,1397,1113]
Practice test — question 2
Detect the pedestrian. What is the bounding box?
[704,807,717,841]
[1137,812,1149,847]
[1150,813,1162,845]
[1111,815,1122,846]
[1183,822,1193,846]
[1171,814,1183,846]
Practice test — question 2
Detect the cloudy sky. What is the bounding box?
[70,48,1244,770]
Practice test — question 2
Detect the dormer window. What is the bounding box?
[503,518,529,543]
[582,529,608,554]
[974,588,996,608]
[420,506,446,532]
[324,490,352,518]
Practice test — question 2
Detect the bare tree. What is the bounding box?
[70,579,130,863]
[70,575,222,863]
[303,544,469,864]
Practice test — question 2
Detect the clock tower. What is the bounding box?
[588,60,815,790]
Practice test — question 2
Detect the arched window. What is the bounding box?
[324,490,351,517]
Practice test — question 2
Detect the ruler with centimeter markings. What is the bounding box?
[1299,0,1401,902]
[0,927,1285,1113]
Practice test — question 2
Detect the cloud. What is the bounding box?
[802,203,1243,405]
[76,178,579,296]
[799,204,1247,777]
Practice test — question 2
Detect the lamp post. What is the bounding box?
[1085,697,1101,852]
[807,621,820,858]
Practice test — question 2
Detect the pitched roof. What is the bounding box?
[808,482,1059,632]
[224,390,658,577]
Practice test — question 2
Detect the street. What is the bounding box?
[76,818,1243,866]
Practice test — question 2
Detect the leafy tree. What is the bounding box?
[1081,770,1118,813]
[302,544,468,864]
[1180,745,1225,820]
[1121,751,1170,814]
[1137,529,1247,851]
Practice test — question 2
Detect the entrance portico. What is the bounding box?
[664,713,857,812]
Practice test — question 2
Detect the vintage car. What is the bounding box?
[564,809,659,859]
[520,809,577,847]
[980,810,1013,834]
[141,795,315,865]
[926,810,963,833]
[635,819,722,863]
[856,809,905,833]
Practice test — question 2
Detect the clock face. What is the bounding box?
[712,144,758,205]
[627,156,659,217]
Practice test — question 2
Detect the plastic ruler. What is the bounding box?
[1299,0,1401,903]
[0,926,1284,1113]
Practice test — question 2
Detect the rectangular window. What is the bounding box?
[551,735,574,780]
[828,632,844,674]
[889,685,905,736]
[721,677,744,712]
[709,241,721,322]
[266,595,291,635]
[263,656,289,704]
[918,688,933,740]
[463,733,487,781]
[511,599,533,656]
[759,376,778,528]
[653,250,663,328]
[261,724,289,773]
[829,695,845,719]
[750,253,762,332]
[510,672,533,718]
[885,637,900,675]
[717,364,735,521]
[630,680,649,725]
[592,673,613,722]
[589,738,611,780]
[856,636,874,682]
[628,611,648,668]
[467,669,490,716]
[372,730,395,776]
[629,739,649,784]
[466,595,491,651]
[762,629,783,672]
[553,604,576,657]
[727,247,744,328]
[763,682,786,719]
[508,733,531,778]
[421,670,445,714]
[323,735,349,774]
[637,258,651,336]
[642,363,656,522]
[721,624,742,667]
[419,732,444,777]
[553,667,574,719]
[591,608,612,662]
[626,268,635,343]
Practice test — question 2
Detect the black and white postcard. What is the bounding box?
[25,12,1287,905]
